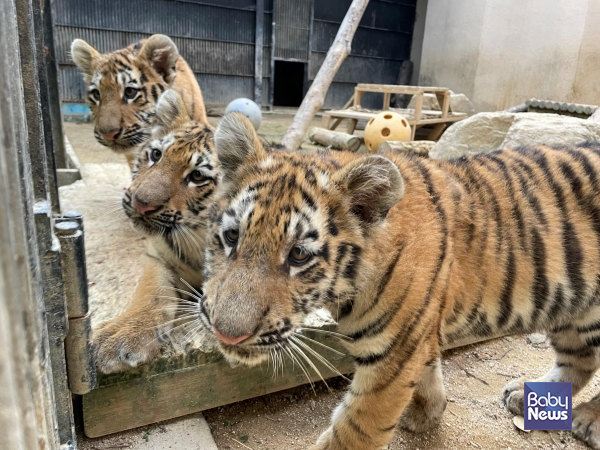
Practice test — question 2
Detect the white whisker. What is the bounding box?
[294,332,346,356]
[288,340,327,389]
[297,327,353,342]
[291,336,349,382]
[179,278,204,299]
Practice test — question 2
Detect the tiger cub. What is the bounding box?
[93,90,219,374]
[71,34,208,168]
[199,113,600,449]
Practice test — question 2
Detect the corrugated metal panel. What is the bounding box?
[309,53,401,84]
[59,67,256,105]
[59,65,86,102]
[311,22,413,60]
[196,74,253,105]
[261,77,270,106]
[315,0,416,33]
[55,27,149,64]
[305,81,384,110]
[172,38,254,76]
[263,12,272,46]
[181,0,256,9]
[54,0,255,43]
[273,0,311,61]
[56,27,254,76]
[306,0,417,108]
[263,47,271,76]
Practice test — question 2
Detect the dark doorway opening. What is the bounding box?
[273,61,305,107]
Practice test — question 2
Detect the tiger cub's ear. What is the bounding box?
[154,89,190,134]
[214,113,267,182]
[140,34,179,84]
[332,155,404,227]
[71,39,100,75]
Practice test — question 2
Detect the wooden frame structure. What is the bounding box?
[83,329,354,437]
[322,84,468,141]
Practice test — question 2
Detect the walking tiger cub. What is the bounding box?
[197,113,600,449]
[71,34,208,169]
[93,90,218,373]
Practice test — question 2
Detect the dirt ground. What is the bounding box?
[203,336,597,450]
[63,112,595,450]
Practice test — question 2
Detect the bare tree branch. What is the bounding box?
[281,0,370,151]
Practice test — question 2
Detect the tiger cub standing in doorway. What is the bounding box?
[71,34,209,168]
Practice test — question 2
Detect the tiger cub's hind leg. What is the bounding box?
[400,357,447,433]
[502,325,600,415]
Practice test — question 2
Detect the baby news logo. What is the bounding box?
[524,382,572,431]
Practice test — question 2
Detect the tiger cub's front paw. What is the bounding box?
[93,317,165,373]
[501,378,525,415]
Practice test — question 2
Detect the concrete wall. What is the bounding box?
[418,0,600,112]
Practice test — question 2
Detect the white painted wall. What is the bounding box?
[418,0,600,112]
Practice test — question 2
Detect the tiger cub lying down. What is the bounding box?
[198,113,600,449]
[71,34,209,168]
[93,90,219,374]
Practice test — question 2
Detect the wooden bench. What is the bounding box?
[322,84,468,141]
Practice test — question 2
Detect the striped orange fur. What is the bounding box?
[200,113,600,449]
[93,90,218,373]
[71,34,208,168]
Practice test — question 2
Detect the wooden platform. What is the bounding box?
[82,328,354,437]
[322,84,468,141]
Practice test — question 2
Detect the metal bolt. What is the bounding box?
[63,210,82,220]
[54,221,79,236]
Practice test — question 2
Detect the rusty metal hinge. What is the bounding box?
[55,213,97,395]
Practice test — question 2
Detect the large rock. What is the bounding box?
[430,112,515,160]
[430,112,600,160]
[407,90,475,115]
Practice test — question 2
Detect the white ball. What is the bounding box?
[225,98,262,130]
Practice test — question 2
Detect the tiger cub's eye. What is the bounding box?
[90,89,100,101]
[289,246,311,265]
[124,86,138,100]
[189,170,206,184]
[224,229,239,245]
[150,148,162,162]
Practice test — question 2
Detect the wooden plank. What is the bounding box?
[346,118,358,134]
[356,83,450,94]
[326,110,378,119]
[411,92,424,140]
[427,123,447,141]
[342,94,355,110]
[83,331,354,438]
[354,88,364,107]
[436,92,450,119]
[383,92,391,110]
[324,110,467,125]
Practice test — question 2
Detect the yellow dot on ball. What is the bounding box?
[364,111,411,152]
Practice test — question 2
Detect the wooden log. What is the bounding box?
[308,128,361,152]
[282,0,370,150]
[377,140,435,158]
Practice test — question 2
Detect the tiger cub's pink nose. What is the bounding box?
[101,129,120,141]
[214,327,251,346]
